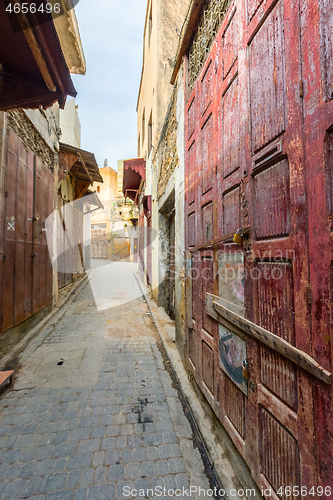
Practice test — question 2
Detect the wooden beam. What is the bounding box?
[15,12,56,92]
[77,153,93,184]
[170,0,205,85]
[189,226,250,252]
[75,181,90,200]
[206,292,332,385]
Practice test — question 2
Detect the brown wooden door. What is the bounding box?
[184,0,325,494]
[1,126,53,334]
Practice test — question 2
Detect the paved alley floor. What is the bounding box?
[0,261,210,500]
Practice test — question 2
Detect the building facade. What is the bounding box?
[91,165,138,262]
[0,4,86,335]
[133,0,188,342]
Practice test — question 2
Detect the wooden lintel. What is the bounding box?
[76,181,90,200]
[189,226,250,253]
[170,0,205,84]
[206,292,332,385]
[77,153,93,184]
[16,12,56,92]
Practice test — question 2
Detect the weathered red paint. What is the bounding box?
[184,0,333,493]
[0,126,53,334]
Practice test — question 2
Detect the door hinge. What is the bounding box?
[299,80,304,99]
[306,284,312,305]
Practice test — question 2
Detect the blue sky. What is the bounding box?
[71,0,147,170]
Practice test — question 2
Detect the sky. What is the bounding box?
[71,0,147,170]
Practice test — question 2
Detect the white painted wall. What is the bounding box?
[59,98,81,148]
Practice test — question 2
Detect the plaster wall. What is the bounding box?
[155,68,185,357]
[59,98,81,148]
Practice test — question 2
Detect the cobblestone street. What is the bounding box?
[0,262,209,500]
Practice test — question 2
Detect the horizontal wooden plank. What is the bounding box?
[257,383,298,438]
[206,293,332,385]
[0,371,13,387]
[189,226,250,253]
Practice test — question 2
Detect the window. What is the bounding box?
[97,186,100,193]
[138,134,141,157]
[148,111,152,156]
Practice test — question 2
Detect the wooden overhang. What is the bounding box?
[76,189,104,215]
[59,143,103,200]
[170,0,205,85]
[84,189,104,210]
[123,158,146,203]
[0,4,77,111]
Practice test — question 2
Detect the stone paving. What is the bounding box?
[0,261,210,500]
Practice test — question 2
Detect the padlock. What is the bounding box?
[233,229,242,245]
[242,359,249,379]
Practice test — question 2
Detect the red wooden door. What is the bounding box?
[184,0,330,494]
[301,0,333,490]
[0,126,53,335]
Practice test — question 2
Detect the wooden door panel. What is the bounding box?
[222,76,240,177]
[188,211,196,248]
[260,407,300,498]
[187,96,196,141]
[321,0,333,100]
[222,10,238,79]
[222,186,241,235]
[201,254,215,334]
[202,340,214,394]
[225,376,245,438]
[2,143,17,332]
[14,158,27,325]
[253,159,291,239]
[249,1,286,153]
[200,61,213,116]
[187,140,197,207]
[202,202,213,244]
[247,0,264,23]
[201,114,214,195]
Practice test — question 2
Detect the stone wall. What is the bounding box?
[7,109,56,170]
[157,87,179,199]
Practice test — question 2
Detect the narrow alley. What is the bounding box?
[0,262,211,500]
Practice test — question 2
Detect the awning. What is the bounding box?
[123,157,146,203]
[76,189,104,215]
[59,143,103,200]
[59,143,103,182]
[0,5,77,111]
